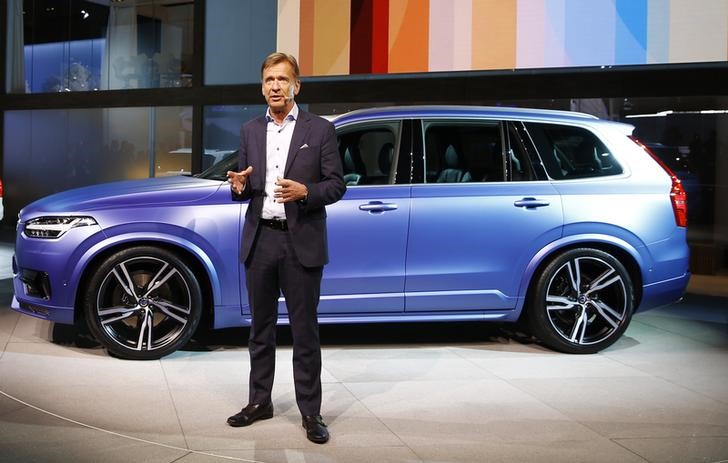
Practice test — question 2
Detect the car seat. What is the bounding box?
[437,145,471,183]
[342,147,363,185]
[571,140,602,175]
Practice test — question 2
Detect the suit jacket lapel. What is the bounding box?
[285,111,311,177]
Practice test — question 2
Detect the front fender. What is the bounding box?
[65,224,234,310]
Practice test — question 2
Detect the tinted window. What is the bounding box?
[337,122,400,185]
[423,121,504,183]
[525,123,623,179]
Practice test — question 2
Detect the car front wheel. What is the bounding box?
[526,248,634,354]
[83,246,202,360]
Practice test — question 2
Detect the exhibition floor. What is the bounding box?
[1,240,727,463]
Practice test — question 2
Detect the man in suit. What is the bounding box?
[225,52,346,444]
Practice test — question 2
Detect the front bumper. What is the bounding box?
[11,295,75,324]
[12,222,104,325]
[12,252,75,323]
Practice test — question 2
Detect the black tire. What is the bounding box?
[83,246,202,360]
[526,248,634,354]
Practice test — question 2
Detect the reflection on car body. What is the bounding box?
[11,106,690,359]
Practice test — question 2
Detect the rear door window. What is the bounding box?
[422,121,504,183]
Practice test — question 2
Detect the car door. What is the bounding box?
[281,119,412,316]
[405,119,563,312]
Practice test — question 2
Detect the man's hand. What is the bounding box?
[274,177,308,203]
[227,166,253,194]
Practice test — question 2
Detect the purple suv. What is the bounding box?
[12,106,690,359]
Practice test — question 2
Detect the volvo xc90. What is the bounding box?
[12,106,690,359]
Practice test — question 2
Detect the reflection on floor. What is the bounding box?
[1,241,727,463]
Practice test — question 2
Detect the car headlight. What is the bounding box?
[24,216,98,239]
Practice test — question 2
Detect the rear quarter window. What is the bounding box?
[525,122,623,180]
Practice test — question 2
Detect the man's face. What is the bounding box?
[262,61,299,113]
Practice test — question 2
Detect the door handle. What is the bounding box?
[514,197,550,208]
[359,201,398,212]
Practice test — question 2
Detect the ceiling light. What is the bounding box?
[625,109,728,119]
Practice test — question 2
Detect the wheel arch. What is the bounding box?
[73,237,217,331]
[518,236,645,319]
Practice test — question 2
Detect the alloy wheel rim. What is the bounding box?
[95,256,192,352]
[545,256,627,346]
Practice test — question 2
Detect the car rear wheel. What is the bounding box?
[526,248,634,354]
[83,246,202,360]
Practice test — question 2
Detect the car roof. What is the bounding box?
[327,105,597,124]
[326,105,634,136]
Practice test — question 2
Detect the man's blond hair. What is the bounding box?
[261,52,300,80]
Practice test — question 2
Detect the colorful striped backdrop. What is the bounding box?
[274,0,728,77]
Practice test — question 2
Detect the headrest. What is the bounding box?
[444,145,459,167]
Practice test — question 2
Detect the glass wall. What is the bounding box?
[3,105,191,221]
[153,106,193,175]
[204,0,275,85]
[7,0,193,93]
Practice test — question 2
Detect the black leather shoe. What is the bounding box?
[227,402,274,427]
[302,415,329,444]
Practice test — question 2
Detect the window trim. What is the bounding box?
[507,121,546,181]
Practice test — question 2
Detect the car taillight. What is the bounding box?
[668,177,688,227]
[629,136,687,227]
[0,179,3,197]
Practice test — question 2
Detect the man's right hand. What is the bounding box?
[227,166,253,194]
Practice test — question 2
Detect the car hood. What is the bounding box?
[20,176,223,217]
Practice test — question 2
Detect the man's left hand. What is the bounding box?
[274,177,308,203]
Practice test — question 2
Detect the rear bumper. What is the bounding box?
[638,271,691,312]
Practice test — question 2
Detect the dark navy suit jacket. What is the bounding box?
[235,110,346,268]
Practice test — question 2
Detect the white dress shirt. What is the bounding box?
[261,104,299,220]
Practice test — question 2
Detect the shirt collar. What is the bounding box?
[266,103,299,124]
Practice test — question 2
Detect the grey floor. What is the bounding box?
[0,240,727,463]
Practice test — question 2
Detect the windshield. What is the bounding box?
[195,150,239,180]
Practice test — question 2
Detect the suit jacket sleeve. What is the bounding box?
[231,122,254,201]
[302,120,346,211]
